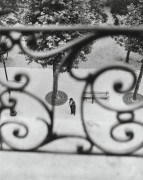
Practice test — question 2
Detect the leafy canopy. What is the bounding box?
[0,0,21,26]
[113,2,143,56]
[23,0,107,71]
[110,0,138,16]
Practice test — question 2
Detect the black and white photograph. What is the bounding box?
[1,0,143,179]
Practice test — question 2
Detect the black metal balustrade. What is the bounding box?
[0,50,17,116]
[0,25,143,157]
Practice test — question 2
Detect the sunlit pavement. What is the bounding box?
[1,66,143,180]
[1,30,143,179]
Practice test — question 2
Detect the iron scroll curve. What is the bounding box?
[0,26,143,156]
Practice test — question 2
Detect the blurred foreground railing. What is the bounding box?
[0,25,143,157]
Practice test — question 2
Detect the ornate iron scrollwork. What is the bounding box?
[0,25,143,157]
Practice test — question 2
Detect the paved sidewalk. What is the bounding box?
[1,151,143,180]
[1,66,143,180]
[0,67,143,147]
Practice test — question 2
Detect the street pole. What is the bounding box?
[133,59,143,100]
[0,51,17,116]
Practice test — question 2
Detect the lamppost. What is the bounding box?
[0,50,17,116]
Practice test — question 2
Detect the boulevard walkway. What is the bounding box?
[0,33,143,179]
[1,66,143,180]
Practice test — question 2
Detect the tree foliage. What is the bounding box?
[110,0,138,16]
[23,0,107,71]
[0,0,24,26]
[113,2,143,62]
[0,0,24,63]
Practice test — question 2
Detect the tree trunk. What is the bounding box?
[53,63,59,99]
[125,50,130,63]
[133,60,143,100]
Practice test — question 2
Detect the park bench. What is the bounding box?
[82,91,109,103]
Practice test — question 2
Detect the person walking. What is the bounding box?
[72,99,76,115]
[69,98,76,115]
[69,98,73,114]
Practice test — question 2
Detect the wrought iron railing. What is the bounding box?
[0,25,143,157]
